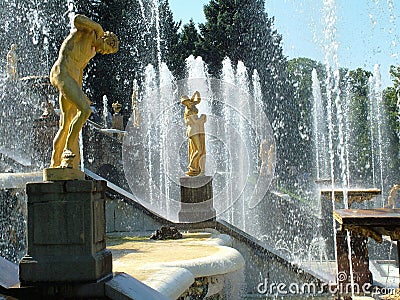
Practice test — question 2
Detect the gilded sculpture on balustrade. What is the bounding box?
[49,14,119,170]
[181,91,206,176]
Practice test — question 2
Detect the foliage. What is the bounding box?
[382,65,400,176]
[287,58,325,178]
[158,0,181,77]
[345,68,373,183]
[73,0,152,119]
[173,20,202,78]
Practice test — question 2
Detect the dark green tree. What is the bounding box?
[73,0,156,120]
[382,65,400,180]
[173,19,202,78]
[158,0,181,77]
[287,58,326,179]
[346,68,373,183]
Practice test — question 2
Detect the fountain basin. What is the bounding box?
[107,231,245,299]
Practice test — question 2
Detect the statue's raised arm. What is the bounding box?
[74,14,104,37]
[191,91,201,105]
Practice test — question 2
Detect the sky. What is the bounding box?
[169,0,399,88]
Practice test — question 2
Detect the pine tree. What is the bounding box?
[173,19,202,78]
[158,0,181,76]
[383,66,400,180]
[346,68,373,182]
[287,58,326,180]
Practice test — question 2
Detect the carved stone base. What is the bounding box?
[19,180,112,285]
[336,231,372,287]
[179,176,216,223]
[43,167,85,181]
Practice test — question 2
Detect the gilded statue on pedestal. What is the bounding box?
[131,84,140,128]
[181,91,206,176]
[49,14,119,169]
[387,184,400,208]
[6,44,18,81]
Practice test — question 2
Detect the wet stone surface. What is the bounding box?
[0,188,26,263]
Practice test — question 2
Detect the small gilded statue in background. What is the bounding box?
[259,139,274,175]
[387,184,400,208]
[181,91,206,176]
[131,83,140,128]
[49,14,119,169]
[6,44,18,81]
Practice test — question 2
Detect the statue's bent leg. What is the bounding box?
[58,76,91,155]
[50,95,74,167]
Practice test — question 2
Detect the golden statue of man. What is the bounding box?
[50,14,119,169]
[181,91,206,176]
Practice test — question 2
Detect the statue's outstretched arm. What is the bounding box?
[74,14,104,37]
[191,91,201,105]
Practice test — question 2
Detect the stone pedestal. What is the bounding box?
[179,176,216,223]
[43,167,86,181]
[112,114,124,131]
[19,180,112,285]
[336,231,372,287]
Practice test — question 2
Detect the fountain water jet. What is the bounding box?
[123,57,275,227]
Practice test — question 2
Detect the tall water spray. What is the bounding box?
[151,0,162,68]
[123,55,275,229]
[312,68,328,181]
[220,57,236,223]
[236,61,251,230]
[102,95,110,128]
[186,55,212,115]
[323,0,354,294]
[369,64,386,206]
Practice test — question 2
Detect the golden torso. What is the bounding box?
[50,29,96,83]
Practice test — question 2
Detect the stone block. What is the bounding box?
[33,201,84,245]
[105,199,116,233]
[179,176,216,223]
[19,179,112,285]
[43,167,85,181]
[336,230,372,287]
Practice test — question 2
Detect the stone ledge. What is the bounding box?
[105,273,170,300]
[142,267,194,299]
